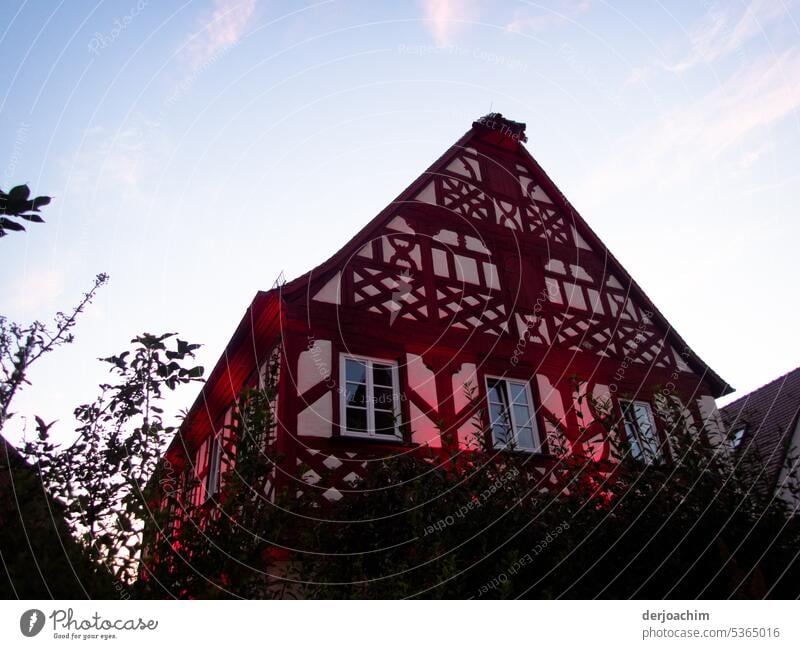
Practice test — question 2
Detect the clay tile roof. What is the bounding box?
[720,367,800,489]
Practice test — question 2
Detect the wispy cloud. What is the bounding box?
[505,0,591,34]
[67,125,150,197]
[7,267,65,314]
[418,0,479,46]
[581,48,800,206]
[184,0,257,71]
[637,0,793,78]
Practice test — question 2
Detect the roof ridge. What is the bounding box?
[720,366,800,412]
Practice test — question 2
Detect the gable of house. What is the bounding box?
[278,114,727,393]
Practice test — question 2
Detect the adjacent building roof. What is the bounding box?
[720,367,800,491]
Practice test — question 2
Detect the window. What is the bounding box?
[485,377,541,452]
[729,425,747,451]
[620,399,662,463]
[340,356,401,439]
[191,438,210,506]
[206,432,222,499]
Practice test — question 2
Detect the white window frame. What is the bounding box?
[339,354,402,440]
[619,399,662,463]
[484,375,542,452]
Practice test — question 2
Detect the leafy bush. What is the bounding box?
[146,383,800,599]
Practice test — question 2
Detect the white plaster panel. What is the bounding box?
[545,277,562,304]
[465,235,489,254]
[565,283,587,311]
[297,392,333,438]
[537,374,567,439]
[386,216,415,234]
[406,353,437,409]
[313,273,341,304]
[433,229,459,246]
[530,185,553,203]
[483,262,500,289]
[454,254,480,285]
[432,248,449,277]
[297,339,331,395]
[409,403,442,447]
[572,226,592,250]
[697,395,725,446]
[452,362,477,414]
[415,181,436,204]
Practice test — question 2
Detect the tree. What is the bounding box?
[0,274,108,431]
[141,347,292,598]
[1,185,119,597]
[23,333,204,586]
[0,184,51,238]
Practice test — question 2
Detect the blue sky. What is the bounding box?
[1,0,799,446]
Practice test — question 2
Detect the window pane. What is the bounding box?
[633,403,660,459]
[345,359,367,383]
[373,386,395,411]
[490,403,511,446]
[489,380,508,403]
[624,420,643,460]
[515,426,536,450]
[513,404,532,429]
[509,382,529,405]
[489,403,508,426]
[346,407,367,432]
[643,436,661,459]
[346,382,367,407]
[374,410,397,436]
[207,435,221,496]
[621,401,635,425]
[372,364,394,387]
[633,403,651,431]
[492,423,510,446]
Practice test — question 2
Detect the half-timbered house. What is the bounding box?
[156,113,731,519]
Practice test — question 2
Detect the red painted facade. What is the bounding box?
[158,114,731,513]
